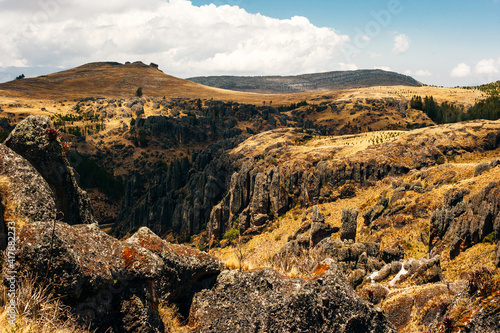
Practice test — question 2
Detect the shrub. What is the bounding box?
[223,228,239,242]
[136,87,143,97]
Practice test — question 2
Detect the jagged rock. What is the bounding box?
[341,207,358,241]
[4,116,95,225]
[188,259,396,333]
[124,227,224,317]
[429,182,500,260]
[309,206,339,246]
[0,145,56,249]
[310,222,339,247]
[12,222,164,333]
[379,245,405,264]
[474,158,499,176]
[131,103,144,117]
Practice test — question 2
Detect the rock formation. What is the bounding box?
[4,115,95,225]
[0,144,56,249]
[188,259,396,333]
[429,180,500,263]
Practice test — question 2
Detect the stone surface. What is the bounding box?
[0,144,56,249]
[340,207,358,241]
[4,116,95,225]
[124,227,224,317]
[188,259,396,333]
[429,182,500,261]
[12,221,164,333]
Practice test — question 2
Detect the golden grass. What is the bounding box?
[0,274,87,333]
[158,302,189,333]
[441,243,497,281]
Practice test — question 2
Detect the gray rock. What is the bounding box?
[124,227,224,318]
[189,259,396,333]
[4,116,95,225]
[0,144,56,248]
[340,207,358,241]
[12,222,164,333]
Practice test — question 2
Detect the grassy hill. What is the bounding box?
[188,69,421,94]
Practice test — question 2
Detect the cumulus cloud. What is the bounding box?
[451,63,471,77]
[475,59,500,75]
[0,0,350,78]
[415,69,432,77]
[392,34,409,54]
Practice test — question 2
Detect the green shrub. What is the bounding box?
[223,228,239,241]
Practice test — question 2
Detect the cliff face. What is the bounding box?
[116,121,500,243]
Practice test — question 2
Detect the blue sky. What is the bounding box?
[0,0,499,86]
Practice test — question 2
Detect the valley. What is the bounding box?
[0,62,499,333]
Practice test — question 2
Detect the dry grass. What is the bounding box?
[0,273,88,333]
[158,302,189,333]
[441,243,497,281]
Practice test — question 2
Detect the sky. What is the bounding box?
[0,0,499,86]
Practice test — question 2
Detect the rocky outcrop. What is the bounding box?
[429,181,500,262]
[4,116,95,225]
[11,222,224,332]
[13,222,164,332]
[208,122,500,241]
[188,259,396,333]
[124,227,224,318]
[341,208,358,241]
[0,144,56,249]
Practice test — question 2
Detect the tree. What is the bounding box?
[15,74,25,80]
[136,87,143,97]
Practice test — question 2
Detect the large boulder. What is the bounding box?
[124,227,225,317]
[12,222,164,333]
[188,259,396,333]
[0,144,56,249]
[4,115,95,225]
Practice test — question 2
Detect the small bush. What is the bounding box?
[466,266,498,297]
[223,228,239,242]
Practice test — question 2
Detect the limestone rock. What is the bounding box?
[341,207,358,241]
[124,227,224,317]
[189,259,396,333]
[0,144,56,248]
[12,222,164,333]
[429,182,500,261]
[4,116,95,225]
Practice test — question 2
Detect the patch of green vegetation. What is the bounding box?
[69,151,125,199]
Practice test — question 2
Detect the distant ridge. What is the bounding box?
[188,69,420,94]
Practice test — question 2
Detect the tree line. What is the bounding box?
[410,94,500,124]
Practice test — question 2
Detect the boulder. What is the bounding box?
[0,145,56,249]
[340,207,358,241]
[309,206,339,246]
[124,227,225,317]
[11,222,164,333]
[188,259,396,333]
[4,116,95,225]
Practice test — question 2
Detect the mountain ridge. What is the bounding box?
[188,69,421,94]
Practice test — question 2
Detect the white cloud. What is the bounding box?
[451,63,471,77]
[392,34,409,54]
[0,0,351,78]
[415,69,432,77]
[403,70,412,76]
[374,66,391,71]
[369,52,382,59]
[475,59,500,75]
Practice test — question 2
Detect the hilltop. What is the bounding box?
[188,69,421,94]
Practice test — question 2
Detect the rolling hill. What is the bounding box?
[188,69,421,94]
